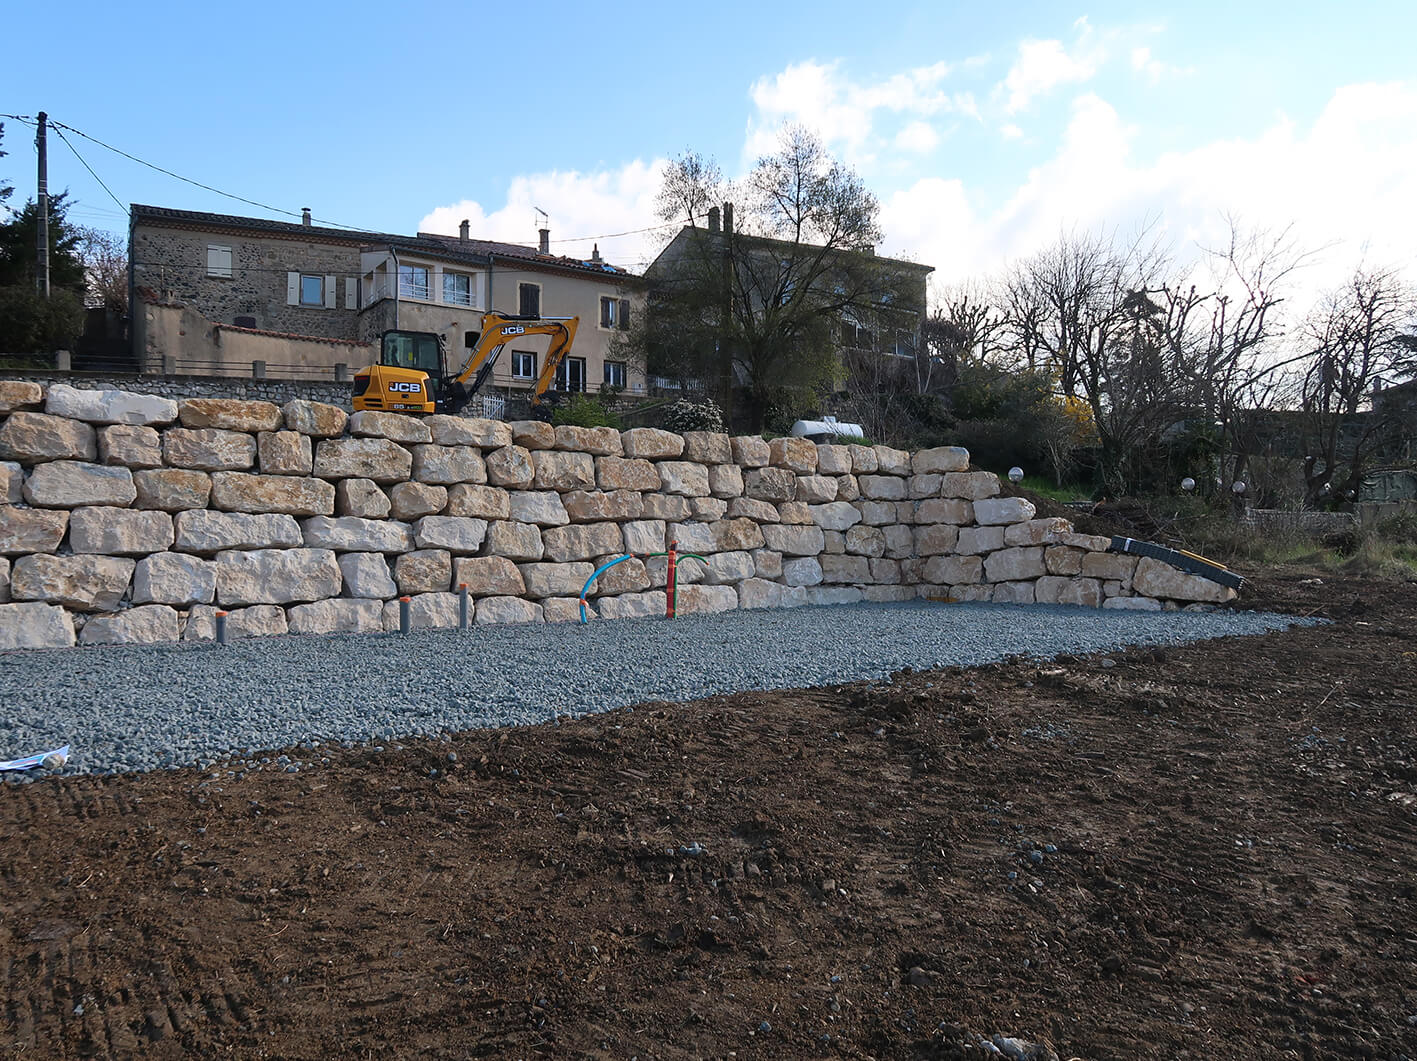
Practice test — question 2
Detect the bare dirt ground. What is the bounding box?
[2,570,1415,1060]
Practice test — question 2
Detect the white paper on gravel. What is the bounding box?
[0,745,69,772]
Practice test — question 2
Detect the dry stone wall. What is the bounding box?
[0,381,1235,651]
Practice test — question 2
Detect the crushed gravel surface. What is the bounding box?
[1,601,1315,776]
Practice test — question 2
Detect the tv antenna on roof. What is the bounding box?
[534,206,549,228]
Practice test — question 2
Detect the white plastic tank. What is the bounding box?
[790,415,865,442]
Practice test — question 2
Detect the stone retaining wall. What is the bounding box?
[2,371,354,410]
[0,381,1235,650]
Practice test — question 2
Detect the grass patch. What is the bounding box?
[1017,476,1092,504]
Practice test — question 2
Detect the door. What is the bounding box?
[556,357,587,393]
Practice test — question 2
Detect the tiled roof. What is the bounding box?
[416,232,640,281]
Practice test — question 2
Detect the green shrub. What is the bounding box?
[661,397,724,434]
[551,394,621,429]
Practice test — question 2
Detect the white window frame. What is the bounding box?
[299,274,325,307]
[603,360,627,389]
[443,271,473,307]
[399,264,431,301]
[206,244,233,278]
[599,295,618,330]
[512,350,537,380]
[556,356,587,393]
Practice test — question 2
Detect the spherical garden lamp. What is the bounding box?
[1007,466,1024,484]
[1231,480,1247,495]
[1180,477,1196,492]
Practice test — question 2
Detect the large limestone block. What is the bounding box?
[0,381,45,414]
[184,604,287,641]
[769,436,817,474]
[179,398,282,433]
[657,461,711,497]
[736,578,785,609]
[98,425,163,468]
[821,529,846,554]
[0,555,7,603]
[214,548,342,606]
[923,555,984,584]
[710,517,765,552]
[532,449,595,491]
[752,548,783,579]
[543,597,585,623]
[11,554,134,610]
[1132,556,1237,603]
[313,437,412,483]
[24,461,136,508]
[595,556,650,595]
[80,605,181,646]
[1080,552,1139,582]
[805,586,865,606]
[808,501,862,531]
[795,475,838,503]
[781,557,823,587]
[873,446,911,476]
[484,445,535,487]
[485,521,543,561]
[908,474,942,499]
[816,445,852,475]
[1035,576,1103,607]
[257,430,313,475]
[1056,531,1113,552]
[703,550,755,585]
[452,556,526,597]
[347,409,431,443]
[163,428,257,471]
[414,515,488,553]
[518,561,594,598]
[973,496,1037,526]
[287,599,385,635]
[1045,545,1085,576]
[282,399,347,438]
[300,515,414,553]
[731,435,770,468]
[597,456,659,492]
[940,471,1001,500]
[992,582,1036,605]
[596,590,666,620]
[846,525,886,558]
[475,596,543,625]
[1103,595,1163,611]
[682,431,732,465]
[389,481,448,520]
[869,558,902,583]
[667,522,715,555]
[744,466,795,502]
[0,412,97,462]
[46,384,178,426]
[727,497,778,523]
[133,553,216,605]
[69,507,174,555]
[642,494,690,521]
[394,549,452,594]
[508,490,569,527]
[0,601,75,649]
[1,462,21,504]
[695,497,732,522]
[446,483,510,520]
[847,444,878,473]
[676,584,738,614]
[912,446,971,475]
[621,428,683,459]
[855,500,896,526]
[338,552,397,598]
[914,523,961,557]
[622,519,666,554]
[413,444,487,485]
[380,592,460,631]
[1005,517,1073,547]
[509,420,556,450]
[336,478,391,518]
[915,498,972,525]
[428,415,510,448]
[708,463,744,499]
[209,472,335,517]
[883,524,914,560]
[133,469,212,512]
[864,585,916,603]
[563,489,643,522]
[554,425,622,456]
[858,474,906,501]
[175,511,302,553]
[762,523,825,556]
[957,525,1005,555]
[820,554,871,583]
[984,546,1046,582]
[0,505,68,555]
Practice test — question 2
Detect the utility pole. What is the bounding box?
[35,111,50,297]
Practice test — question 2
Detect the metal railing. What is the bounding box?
[151,356,352,382]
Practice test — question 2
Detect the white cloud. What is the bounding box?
[895,121,940,154]
[1000,33,1103,113]
[1130,45,1192,83]
[1000,123,1024,141]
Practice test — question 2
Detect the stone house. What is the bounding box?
[128,205,646,398]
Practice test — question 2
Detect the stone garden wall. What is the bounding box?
[0,381,1235,651]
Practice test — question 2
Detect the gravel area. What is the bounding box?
[0,601,1317,777]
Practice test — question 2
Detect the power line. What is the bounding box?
[50,124,128,219]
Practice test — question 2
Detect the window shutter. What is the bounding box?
[345,277,356,309]
[600,298,612,328]
[286,272,300,305]
[324,275,337,309]
[619,299,631,330]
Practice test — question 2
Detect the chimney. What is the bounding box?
[708,206,720,233]
[459,219,470,242]
[591,243,603,264]
[722,202,734,235]
[538,228,550,254]
[301,207,312,227]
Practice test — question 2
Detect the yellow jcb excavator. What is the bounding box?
[351,312,580,415]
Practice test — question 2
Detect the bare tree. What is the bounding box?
[76,227,128,314]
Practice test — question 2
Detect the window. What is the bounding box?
[399,264,430,300]
[599,296,631,330]
[206,244,233,278]
[518,282,540,317]
[443,272,472,306]
[603,360,627,389]
[512,350,537,380]
[299,274,325,306]
[555,357,586,393]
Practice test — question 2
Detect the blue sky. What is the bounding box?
[4,0,1414,304]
